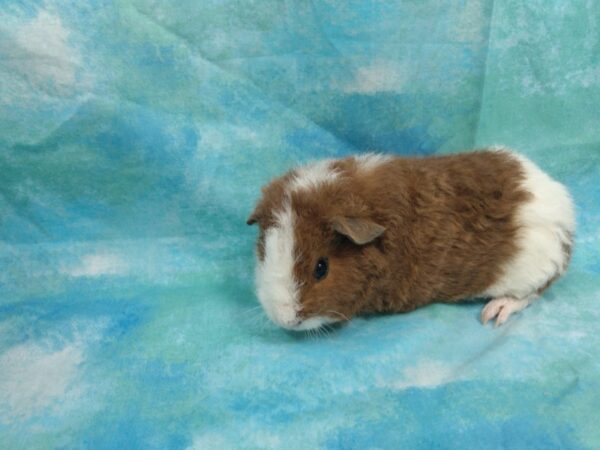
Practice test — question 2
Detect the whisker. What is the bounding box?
[245,309,266,327]
[235,305,265,325]
[326,310,350,322]
[259,317,272,335]
[261,315,270,328]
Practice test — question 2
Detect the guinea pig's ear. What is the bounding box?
[246,208,260,225]
[246,201,265,225]
[332,216,385,245]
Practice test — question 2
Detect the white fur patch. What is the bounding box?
[288,159,339,193]
[354,153,393,171]
[482,149,575,299]
[255,202,302,329]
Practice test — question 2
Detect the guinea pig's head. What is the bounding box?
[247,164,386,331]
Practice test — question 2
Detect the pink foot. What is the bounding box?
[481,296,535,327]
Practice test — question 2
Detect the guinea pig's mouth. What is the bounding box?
[277,315,338,331]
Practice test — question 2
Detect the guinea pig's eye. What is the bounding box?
[314,257,328,281]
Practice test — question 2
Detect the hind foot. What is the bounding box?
[481,295,537,327]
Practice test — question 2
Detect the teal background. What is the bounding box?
[1,1,599,448]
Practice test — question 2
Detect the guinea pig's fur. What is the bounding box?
[247,148,575,330]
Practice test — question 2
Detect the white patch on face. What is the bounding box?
[288,159,339,193]
[482,149,575,299]
[354,153,393,171]
[255,202,301,329]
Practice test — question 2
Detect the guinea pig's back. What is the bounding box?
[365,148,574,305]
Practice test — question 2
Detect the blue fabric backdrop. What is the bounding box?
[1,1,599,448]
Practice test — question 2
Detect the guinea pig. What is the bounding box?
[247,148,575,330]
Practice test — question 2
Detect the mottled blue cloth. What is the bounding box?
[1,1,599,449]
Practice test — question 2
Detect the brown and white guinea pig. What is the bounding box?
[247,148,575,331]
